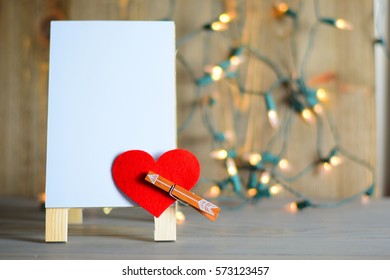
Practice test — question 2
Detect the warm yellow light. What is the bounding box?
[316,88,328,102]
[219,13,232,23]
[103,207,112,215]
[210,149,228,160]
[269,184,283,195]
[301,108,314,123]
[322,162,332,172]
[207,185,221,198]
[267,110,279,128]
[39,192,46,203]
[278,158,289,170]
[259,171,271,184]
[210,65,224,80]
[274,3,289,15]
[211,21,227,31]
[313,104,323,114]
[329,155,343,167]
[335,19,353,30]
[230,55,241,66]
[244,152,262,166]
[285,202,298,213]
[223,130,235,143]
[226,157,238,176]
[247,188,258,198]
[361,194,370,205]
[176,211,186,224]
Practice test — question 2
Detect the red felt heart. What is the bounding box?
[112,149,200,217]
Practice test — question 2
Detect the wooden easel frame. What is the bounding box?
[45,205,176,242]
[45,21,177,243]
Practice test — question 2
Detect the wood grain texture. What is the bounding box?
[0,0,376,200]
[154,205,177,241]
[1,197,389,259]
[45,208,68,242]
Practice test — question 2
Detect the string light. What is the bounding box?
[291,96,315,124]
[301,108,315,123]
[259,170,271,184]
[204,12,236,32]
[264,93,279,128]
[269,184,283,195]
[196,48,243,86]
[175,1,375,212]
[226,157,238,176]
[176,211,186,224]
[247,188,258,198]
[210,149,228,160]
[278,158,290,171]
[273,2,297,18]
[210,149,236,160]
[285,200,311,213]
[319,148,343,173]
[329,154,343,167]
[316,88,329,102]
[361,185,374,205]
[320,161,333,173]
[244,152,262,166]
[334,19,353,30]
[210,65,224,80]
[319,17,353,30]
[219,13,233,24]
[207,185,221,198]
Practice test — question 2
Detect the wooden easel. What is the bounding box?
[45,206,176,242]
[45,21,177,243]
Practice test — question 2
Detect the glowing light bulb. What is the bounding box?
[316,88,329,102]
[210,65,224,80]
[211,21,227,31]
[230,55,241,66]
[176,211,186,224]
[103,207,112,215]
[210,149,228,160]
[223,130,235,143]
[301,108,314,123]
[259,171,271,184]
[285,202,298,213]
[278,158,290,170]
[247,188,258,198]
[219,13,232,23]
[39,192,46,204]
[207,185,221,198]
[329,155,343,167]
[335,19,353,30]
[244,152,262,166]
[274,2,289,16]
[322,162,332,173]
[267,110,279,128]
[361,194,370,205]
[313,104,323,114]
[226,157,238,176]
[269,184,283,195]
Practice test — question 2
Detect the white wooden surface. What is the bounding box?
[1,197,389,259]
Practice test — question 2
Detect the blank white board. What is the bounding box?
[45,21,176,208]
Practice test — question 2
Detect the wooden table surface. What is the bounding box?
[0,197,389,259]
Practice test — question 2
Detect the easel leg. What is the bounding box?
[154,204,177,241]
[45,208,68,242]
[68,208,83,224]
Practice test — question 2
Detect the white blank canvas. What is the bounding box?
[45,21,176,208]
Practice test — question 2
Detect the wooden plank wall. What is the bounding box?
[0,0,376,200]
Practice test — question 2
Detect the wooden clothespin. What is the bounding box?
[145,171,221,222]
